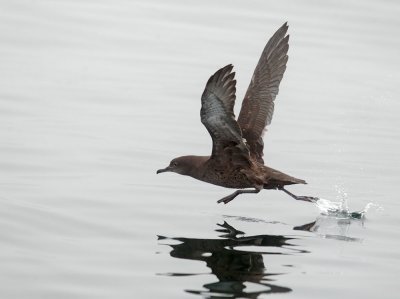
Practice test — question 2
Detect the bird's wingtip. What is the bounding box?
[223,63,234,71]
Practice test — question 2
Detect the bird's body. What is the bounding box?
[175,155,304,190]
[157,23,317,204]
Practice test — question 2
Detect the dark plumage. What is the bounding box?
[157,23,317,204]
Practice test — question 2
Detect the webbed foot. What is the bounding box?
[280,187,319,203]
[217,188,261,204]
[295,196,319,203]
[217,193,237,204]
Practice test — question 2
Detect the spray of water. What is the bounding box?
[313,186,383,219]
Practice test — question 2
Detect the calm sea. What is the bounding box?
[1,0,399,298]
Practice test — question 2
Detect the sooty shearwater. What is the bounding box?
[157,23,318,204]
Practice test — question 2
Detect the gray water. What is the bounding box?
[1,0,400,298]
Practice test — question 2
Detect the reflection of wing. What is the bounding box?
[238,23,289,164]
[201,64,249,162]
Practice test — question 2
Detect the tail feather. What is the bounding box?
[288,177,306,185]
[262,165,306,188]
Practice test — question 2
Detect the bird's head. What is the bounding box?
[157,156,197,176]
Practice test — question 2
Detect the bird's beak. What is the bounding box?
[157,166,171,174]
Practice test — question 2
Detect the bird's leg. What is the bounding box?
[217,188,260,204]
[279,187,318,203]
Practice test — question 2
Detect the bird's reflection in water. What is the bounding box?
[294,216,364,242]
[158,222,308,298]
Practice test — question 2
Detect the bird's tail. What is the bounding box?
[262,165,306,188]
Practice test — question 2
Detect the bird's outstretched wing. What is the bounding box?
[201,64,249,164]
[238,23,289,164]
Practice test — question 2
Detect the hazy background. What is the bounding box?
[1,0,399,298]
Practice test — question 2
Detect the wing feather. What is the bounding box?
[201,64,249,163]
[238,23,290,164]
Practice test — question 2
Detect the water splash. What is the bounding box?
[314,198,363,219]
[313,186,383,219]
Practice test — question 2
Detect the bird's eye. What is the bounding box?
[172,161,178,167]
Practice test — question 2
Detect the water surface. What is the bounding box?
[1,0,400,298]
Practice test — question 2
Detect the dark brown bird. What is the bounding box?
[157,23,317,204]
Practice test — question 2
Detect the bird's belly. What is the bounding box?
[200,169,253,189]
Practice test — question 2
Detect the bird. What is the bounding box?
[157,23,318,204]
